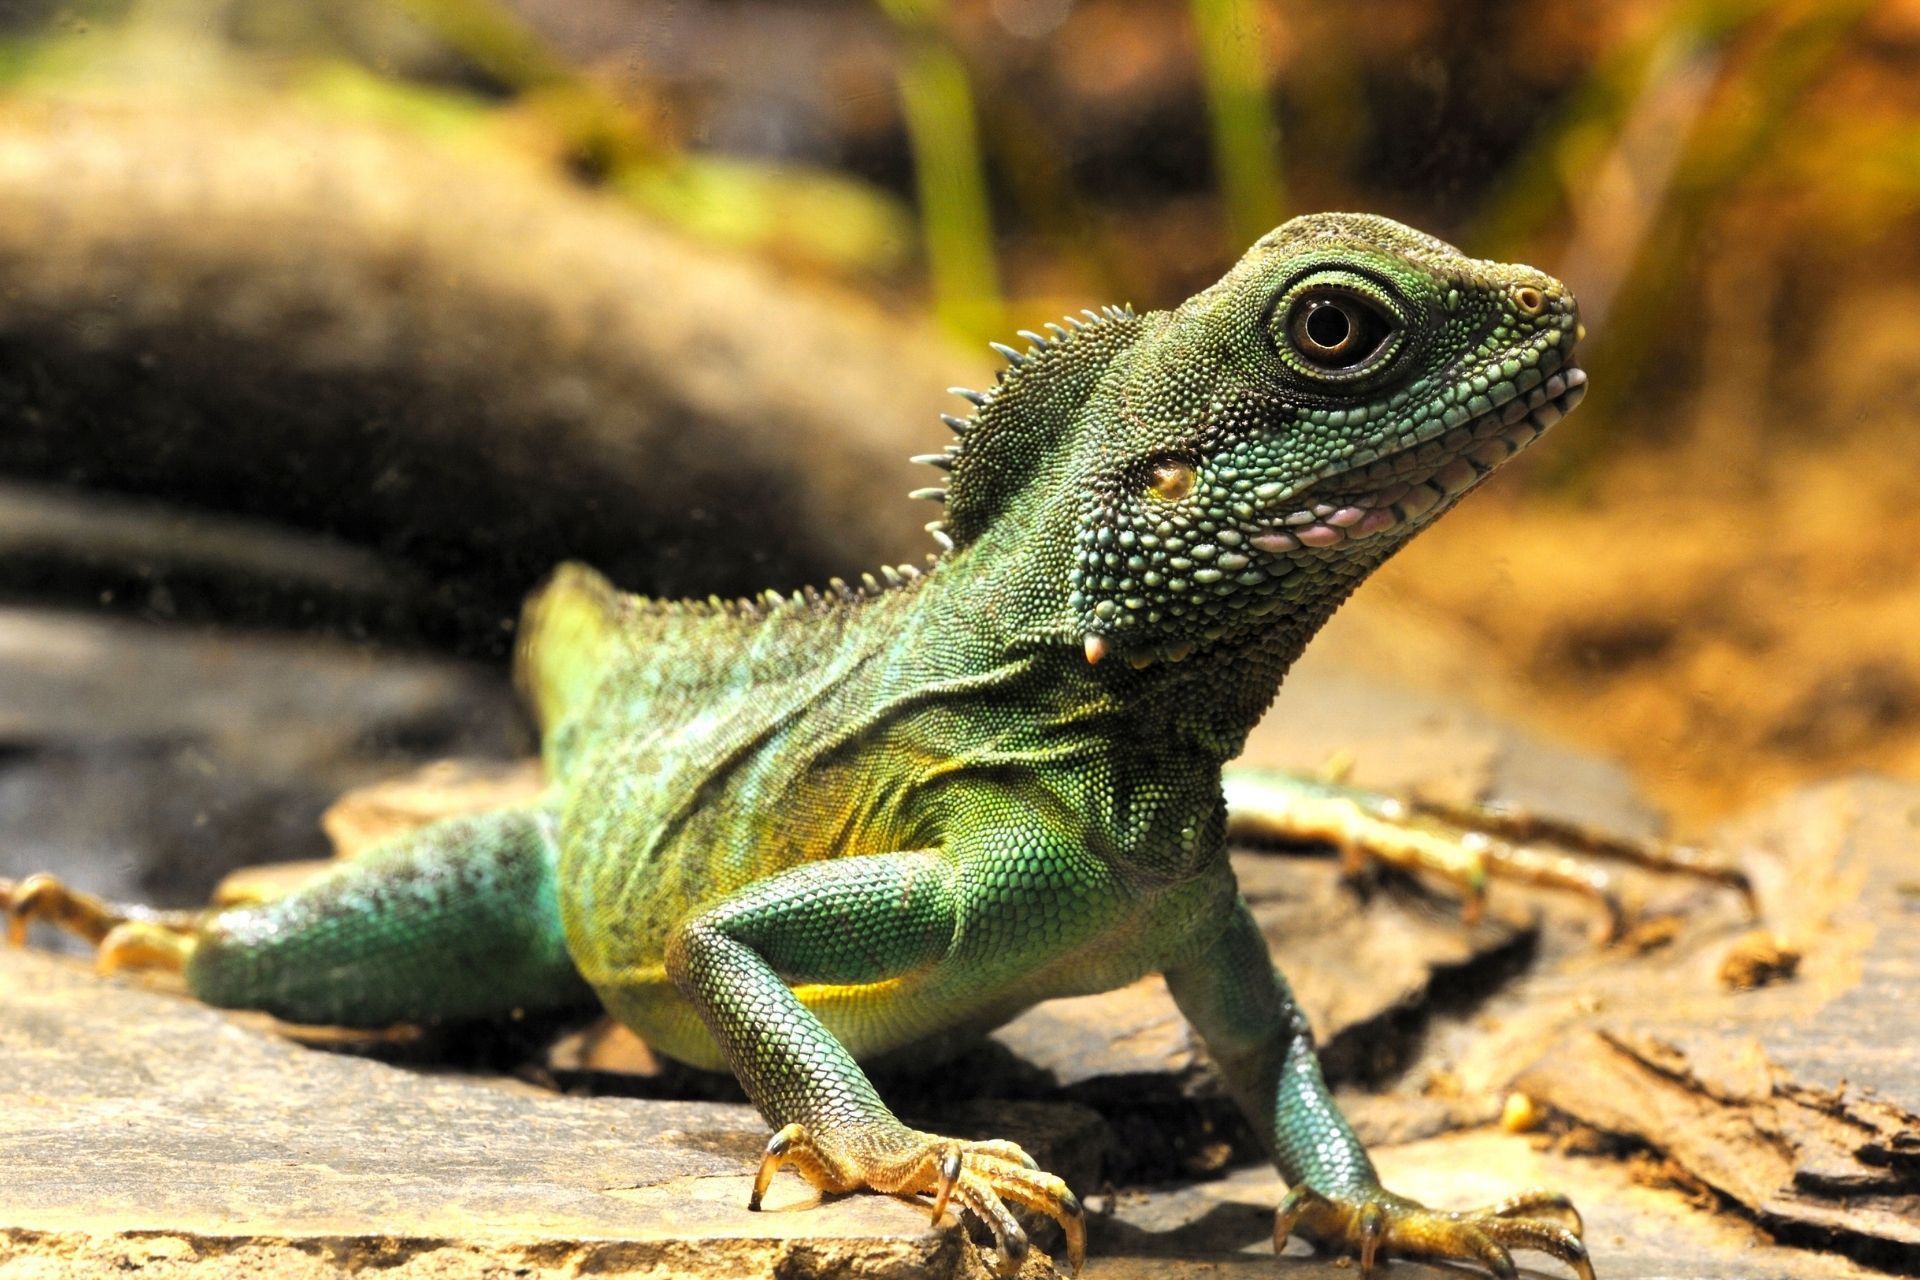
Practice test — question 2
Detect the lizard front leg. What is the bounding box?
[1164,897,1593,1279]
[663,850,1085,1275]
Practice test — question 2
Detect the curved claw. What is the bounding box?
[1356,1199,1387,1277]
[750,1123,805,1211]
[953,1177,1029,1276]
[1459,1225,1519,1280]
[929,1145,963,1224]
[1488,1187,1584,1237]
[5,873,121,946]
[3,873,201,965]
[1273,1181,1595,1280]
[1273,1182,1325,1252]
[1480,1218,1593,1280]
[748,1123,1084,1275]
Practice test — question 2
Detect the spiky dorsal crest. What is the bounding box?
[910,306,1141,551]
[577,306,1141,633]
[694,559,938,619]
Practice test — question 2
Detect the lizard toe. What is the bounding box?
[908,1137,1083,1276]
[749,1124,1083,1275]
[1274,1181,1593,1280]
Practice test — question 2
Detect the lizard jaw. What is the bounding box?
[1251,365,1586,554]
[1080,364,1586,670]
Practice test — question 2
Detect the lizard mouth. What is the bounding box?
[1250,364,1586,554]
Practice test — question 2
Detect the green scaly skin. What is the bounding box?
[11,214,1600,1278]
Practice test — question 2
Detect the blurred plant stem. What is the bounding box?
[393,0,660,175]
[1470,0,1874,481]
[1190,0,1284,251]
[974,91,1150,310]
[387,0,910,274]
[879,0,1002,338]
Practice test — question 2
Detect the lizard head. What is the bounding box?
[927,212,1583,669]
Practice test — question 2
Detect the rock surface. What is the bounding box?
[0,609,527,911]
[0,91,980,649]
[0,945,971,1279]
[1500,778,1920,1263]
[4,615,1913,1277]
[1085,1130,1891,1279]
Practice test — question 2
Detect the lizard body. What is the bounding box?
[7,214,1600,1278]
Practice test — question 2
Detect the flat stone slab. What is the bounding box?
[0,947,1498,1280]
[0,946,968,1278]
[1085,1129,1887,1280]
[1376,776,1920,1267]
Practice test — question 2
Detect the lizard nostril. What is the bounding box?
[1511,285,1546,317]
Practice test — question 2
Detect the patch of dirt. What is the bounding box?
[1347,418,1920,830]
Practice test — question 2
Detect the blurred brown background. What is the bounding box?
[0,0,1917,902]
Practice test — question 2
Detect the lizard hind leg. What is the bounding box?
[10,804,595,1029]
[3,873,202,971]
[1223,766,1751,942]
[184,805,594,1028]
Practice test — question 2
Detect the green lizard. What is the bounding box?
[11,212,1726,1278]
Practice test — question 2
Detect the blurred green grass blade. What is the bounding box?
[880,0,1002,337]
[390,0,579,95]
[1190,0,1284,249]
[1535,0,1878,480]
[1467,0,1774,255]
[618,157,914,276]
[390,0,911,275]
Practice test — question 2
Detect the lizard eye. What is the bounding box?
[1286,292,1393,372]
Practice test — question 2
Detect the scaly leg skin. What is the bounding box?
[663,851,1086,1276]
[1166,901,1593,1279]
[4,805,594,1027]
[1222,766,1754,942]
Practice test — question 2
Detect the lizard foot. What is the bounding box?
[750,1121,1085,1276]
[1275,1182,1592,1279]
[1224,769,1753,942]
[2,874,199,972]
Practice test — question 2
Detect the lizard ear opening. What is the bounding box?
[1145,456,1196,503]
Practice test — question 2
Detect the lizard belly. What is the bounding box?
[592,967,1002,1074]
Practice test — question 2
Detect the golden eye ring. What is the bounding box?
[1512,285,1546,317]
[1147,457,1196,502]
[1280,288,1396,374]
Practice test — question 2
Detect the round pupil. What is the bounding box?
[1304,303,1351,350]
[1286,291,1393,373]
